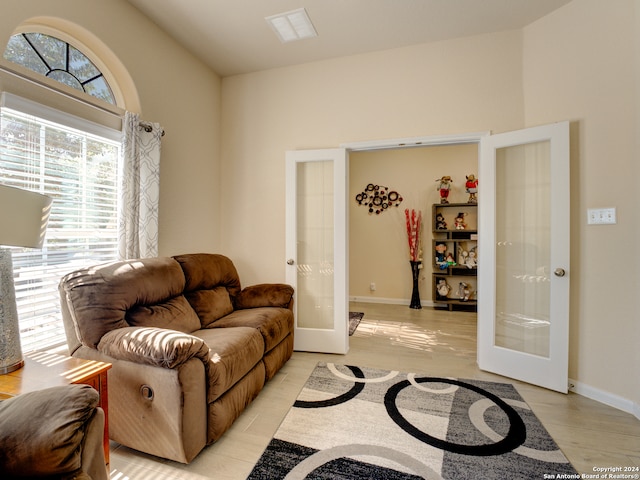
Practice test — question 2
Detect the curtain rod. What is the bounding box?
[138,121,165,137]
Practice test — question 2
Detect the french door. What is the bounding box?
[478,122,570,393]
[285,148,349,354]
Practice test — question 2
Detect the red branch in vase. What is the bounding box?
[404,208,422,262]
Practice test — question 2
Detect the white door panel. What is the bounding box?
[478,122,570,393]
[285,148,348,354]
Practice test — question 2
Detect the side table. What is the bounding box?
[0,351,112,464]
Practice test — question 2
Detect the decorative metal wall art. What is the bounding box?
[355,183,403,215]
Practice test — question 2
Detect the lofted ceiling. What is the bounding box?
[125,0,572,77]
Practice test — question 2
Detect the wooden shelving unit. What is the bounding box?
[431,202,478,311]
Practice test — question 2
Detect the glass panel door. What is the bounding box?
[296,159,334,329]
[286,148,348,354]
[478,122,570,393]
[495,141,551,358]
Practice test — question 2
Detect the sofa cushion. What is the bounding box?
[185,287,234,328]
[59,257,186,348]
[173,253,241,298]
[235,284,294,309]
[0,384,99,476]
[208,307,293,352]
[206,362,265,443]
[126,294,201,333]
[193,327,264,403]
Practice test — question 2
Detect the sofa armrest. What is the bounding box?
[0,384,99,477]
[235,283,294,310]
[97,326,210,369]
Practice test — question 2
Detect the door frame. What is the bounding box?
[342,132,488,153]
[340,132,488,331]
[286,132,488,355]
[295,126,569,392]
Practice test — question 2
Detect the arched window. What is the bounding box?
[3,32,116,105]
[1,24,129,351]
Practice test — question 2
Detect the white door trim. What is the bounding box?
[341,132,489,152]
[287,131,489,354]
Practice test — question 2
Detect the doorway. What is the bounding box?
[287,126,570,393]
[348,143,479,309]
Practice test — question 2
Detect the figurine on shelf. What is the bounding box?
[454,212,466,230]
[445,253,456,266]
[465,249,477,268]
[435,242,447,268]
[458,282,471,302]
[465,174,478,203]
[435,176,452,204]
[436,278,451,299]
[435,212,447,230]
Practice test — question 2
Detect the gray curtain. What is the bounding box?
[118,111,162,259]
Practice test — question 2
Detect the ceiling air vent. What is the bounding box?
[266,8,318,43]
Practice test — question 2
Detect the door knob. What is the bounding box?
[554,268,566,277]
[287,259,295,265]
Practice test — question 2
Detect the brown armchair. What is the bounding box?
[0,384,108,480]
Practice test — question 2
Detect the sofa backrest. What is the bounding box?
[59,253,245,353]
[172,253,241,328]
[59,256,194,351]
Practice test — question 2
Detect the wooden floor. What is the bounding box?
[109,302,640,479]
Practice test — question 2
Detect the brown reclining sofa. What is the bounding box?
[59,253,294,463]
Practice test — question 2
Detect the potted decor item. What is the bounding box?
[404,208,423,309]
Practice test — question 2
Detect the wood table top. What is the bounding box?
[0,351,111,399]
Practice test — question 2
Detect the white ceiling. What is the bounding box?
[125,0,572,77]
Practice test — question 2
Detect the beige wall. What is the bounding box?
[220,29,524,282]
[523,0,639,411]
[222,0,639,411]
[349,145,478,303]
[0,0,222,256]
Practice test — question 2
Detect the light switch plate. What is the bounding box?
[587,207,616,225]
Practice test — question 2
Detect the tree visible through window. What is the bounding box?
[4,32,116,105]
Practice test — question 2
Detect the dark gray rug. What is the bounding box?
[349,312,364,336]
[248,362,578,479]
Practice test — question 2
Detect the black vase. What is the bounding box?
[409,260,422,309]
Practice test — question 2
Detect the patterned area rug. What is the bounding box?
[348,312,364,336]
[248,363,578,480]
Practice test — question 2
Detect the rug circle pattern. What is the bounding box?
[248,362,578,480]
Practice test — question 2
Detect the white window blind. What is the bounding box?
[0,97,121,352]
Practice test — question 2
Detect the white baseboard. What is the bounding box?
[349,296,439,308]
[569,378,640,420]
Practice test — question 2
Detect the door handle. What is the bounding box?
[554,268,566,277]
[287,259,295,265]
